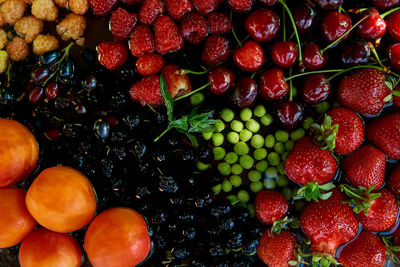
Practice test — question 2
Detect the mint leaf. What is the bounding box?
[170,116,189,131]
[160,75,174,121]
[188,111,218,133]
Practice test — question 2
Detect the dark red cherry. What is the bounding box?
[303,43,328,70]
[341,39,371,65]
[208,66,235,95]
[46,128,61,141]
[258,0,278,6]
[245,9,280,43]
[293,3,316,34]
[232,77,258,107]
[45,82,60,100]
[321,12,352,44]
[271,41,298,68]
[233,41,265,72]
[356,9,387,41]
[388,11,400,42]
[28,87,44,104]
[31,67,50,84]
[277,102,304,129]
[259,68,289,101]
[302,74,331,104]
[313,0,342,10]
[387,43,400,71]
[373,0,399,9]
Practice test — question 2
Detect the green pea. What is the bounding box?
[254,148,267,161]
[240,108,252,121]
[215,119,225,132]
[316,101,330,114]
[275,130,289,143]
[282,187,293,200]
[234,141,249,155]
[247,203,255,217]
[246,119,260,133]
[213,147,226,160]
[211,184,221,194]
[230,175,242,187]
[202,132,213,140]
[295,200,306,211]
[248,170,262,182]
[263,178,276,189]
[256,160,268,172]
[197,161,210,171]
[265,167,278,179]
[282,151,289,161]
[226,194,238,204]
[285,140,295,151]
[227,132,240,144]
[276,175,289,187]
[251,134,265,149]
[277,162,285,175]
[267,152,281,166]
[190,92,204,105]
[218,162,232,176]
[239,155,254,169]
[254,105,266,117]
[265,134,275,148]
[222,180,233,192]
[274,142,285,154]
[221,108,235,122]
[239,129,253,142]
[261,113,273,126]
[225,152,238,164]
[290,128,305,141]
[230,120,244,132]
[212,133,224,146]
[302,117,314,130]
[237,189,250,203]
[232,164,243,175]
[250,181,264,193]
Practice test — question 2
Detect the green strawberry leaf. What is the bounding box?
[393,90,400,97]
[385,81,394,90]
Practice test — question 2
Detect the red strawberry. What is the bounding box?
[138,0,164,25]
[161,64,191,98]
[255,190,289,225]
[327,107,365,155]
[257,229,296,267]
[228,0,253,13]
[109,7,137,41]
[164,0,193,20]
[201,35,230,66]
[191,0,219,15]
[338,68,390,117]
[155,16,184,54]
[129,25,155,57]
[338,231,386,267]
[356,8,387,41]
[342,145,385,189]
[233,41,265,72]
[135,53,165,76]
[285,136,338,186]
[180,12,209,45]
[207,12,232,34]
[367,112,400,159]
[259,68,289,101]
[96,42,128,70]
[89,0,117,16]
[388,165,400,196]
[357,189,398,232]
[129,75,162,106]
[300,188,359,255]
[245,9,280,43]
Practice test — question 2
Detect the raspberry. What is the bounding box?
[0,29,7,49]
[6,37,29,61]
[165,0,193,21]
[0,0,26,25]
[180,12,208,45]
[68,0,89,15]
[109,7,137,41]
[0,50,8,73]
[129,24,155,57]
[201,35,230,66]
[139,0,164,25]
[31,0,58,21]
[14,16,43,43]
[32,34,59,55]
[154,15,184,54]
[56,14,86,44]
[135,53,165,76]
[207,12,232,34]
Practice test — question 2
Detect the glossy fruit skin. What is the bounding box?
[233,41,265,72]
[0,119,38,187]
[255,190,288,225]
[84,207,151,267]
[300,188,358,255]
[26,166,97,233]
[245,9,280,43]
[341,39,371,65]
[387,43,400,71]
[271,41,298,68]
[388,165,400,196]
[388,10,400,42]
[208,66,235,95]
[232,77,258,108]
[0,188,36,248]
[293,3,316,34]
[28,87,44,104]
[373,0,399,9]
[303,43,327,70]
[302,73,331,104]
[321,12,352,44]
[45,82,60,100]
[313,0,342,10]
[259,68,288,100]
[356,9,387,41]
[277,102,304,129]
[19,228,82,267]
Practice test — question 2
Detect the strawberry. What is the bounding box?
[191,0,219,15]
[138,0,164,25]
[161,64,191,98]
[342,145,386,189]
[201,35,230,66]
[228,0,253,13]
[326,107,365,155]
[338,68,390,117]
[96,42,128,70]
[207,12,232,34]
[109,7,137,41]
[180,12,209,45]
[255,190,289,225]
[388,165,400,196]
[338,231,386,267]
[135,53,165,76]
[154,16,184,54]
[367,112,400,160]
[164,0,193,21]
[257,229,297,267]
[129,75,163,106]
[300,188,359,256]
[129,25,155,57]
[89,0,117,16]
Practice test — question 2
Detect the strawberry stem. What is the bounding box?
[311,114,338,152]
[174,82,211,102]
[339,184,381,214]
[381,6,400,19]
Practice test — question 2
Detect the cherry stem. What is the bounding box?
[368,41,385,68]
[230,10,242,47]
[338,6,349,16]
[154,126,172,142]
[180,69,209,75]
[174,82,211,102]
[327,65,396,80]
[381,6,400,19]
[285,69,344,81]
[289,67,293,102]
[282,4,286,42]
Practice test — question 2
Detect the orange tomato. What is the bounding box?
[19,228,82,267]
[26,166,97,233]
[0,118,38,187]
[0,188,36,248]
[84,207,151,267]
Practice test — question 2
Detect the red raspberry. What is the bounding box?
[191,0,220,15]
[88,0,117,16]
[228,0,253,13]
[96,42,128,70]
[164,0,193,20]
[180,12,208,45]
[109,7,137,41]
[154,15,184,54]
[138,0,164,25]
[129,75,163,106]
[207,12,232,34]
[201,35,230,66]
[135,53,165,76]
[129,24,155,57]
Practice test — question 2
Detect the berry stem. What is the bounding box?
[289,67,293,102]
[154,126,172,142]
[43,42,74,86]
[230,10,242,47]
[174,82,211,102]
[381,6,400,19]
[282,4,286,42]
[368,42,385,69]
[285,69,344,81]
[340,184,369,202]
[327,65,391,81]
[179,69,209,75]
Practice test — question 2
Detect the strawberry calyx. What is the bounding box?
[271,216,292,235]
[311,114,339,152]
[311,253,340,267]
[295,182,336,202]
[381,235,400,263]
[339,184,381,214]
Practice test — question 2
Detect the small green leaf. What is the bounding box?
[184,132,199,148]
[320,192,332,200]
[288,261,298,266]
[393,90,400,97]
[390,246,400,252]
[160,75,174,122]
[311,187,321,201]
[319,183,336,191]
[385,81,394,90]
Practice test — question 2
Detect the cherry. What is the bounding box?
[341,39,371,65]
[28,87,44,104]
[303,43,328,70]
[259,68,289,101]
[302,74,331,104]
[271,41,298,68]
[45,82,60,100]
[245,9,280,43]
[277,102,304,129]
[373,0,399,9]
[393,84,400,108]
[258,0,278,6]
[388,10,400,42]
[387,43,400,71]
[232,77,258,107]
[321,12,352,44]
[293,3,316,34]
[355,9,387,41]
[208,66,235,95]
[83,75,98,91]
[31,67,50,84]
[313,0,342,10]
[233,41,265,72]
